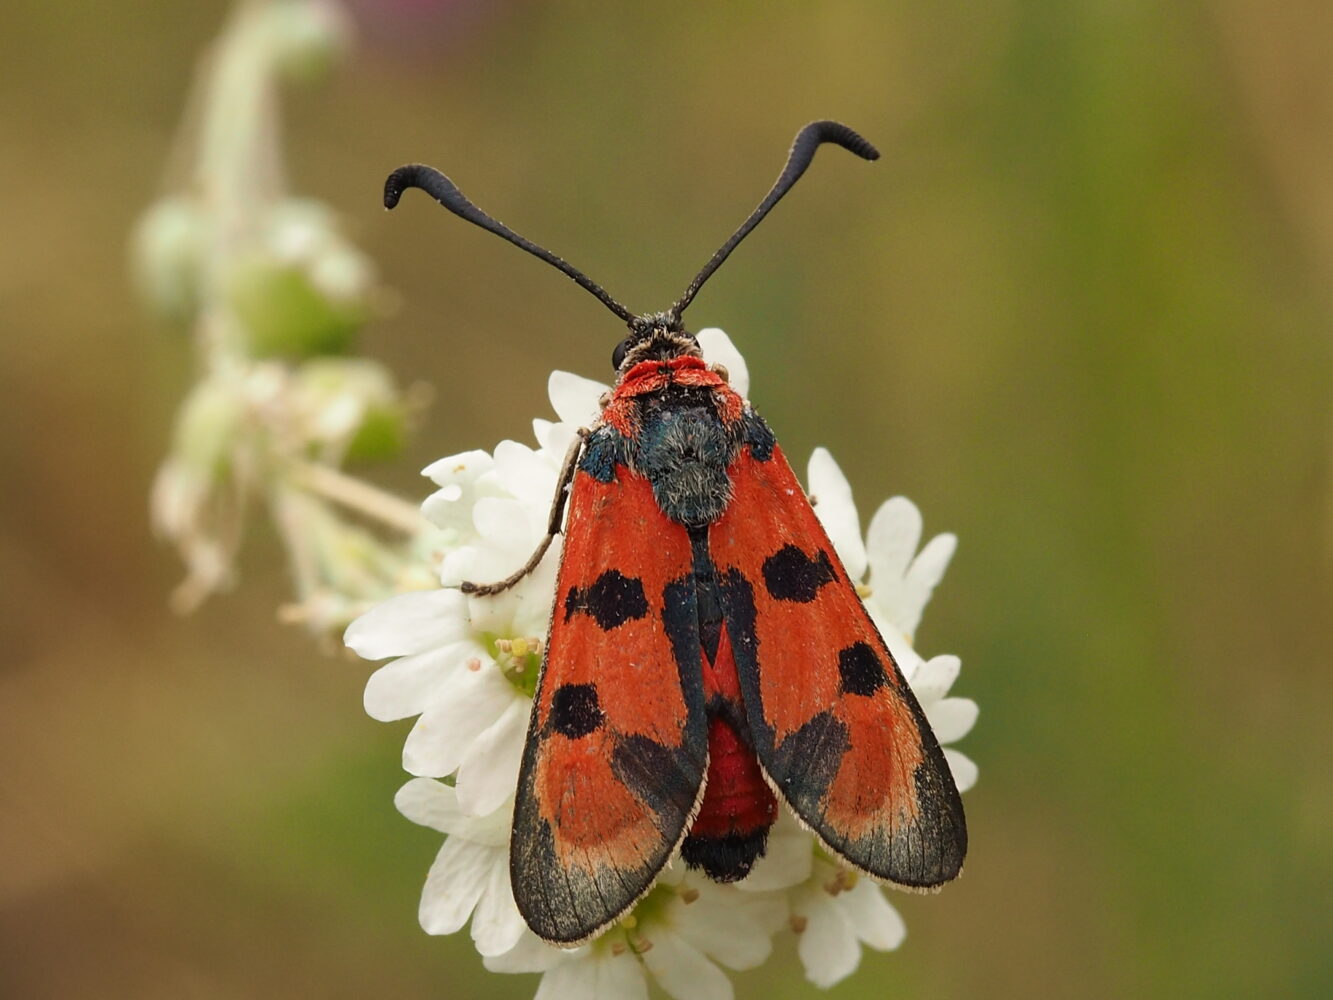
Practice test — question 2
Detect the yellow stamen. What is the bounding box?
[790,914,809,934]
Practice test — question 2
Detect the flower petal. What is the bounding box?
[402,666,514,777]
[422,449,494,488]
[865,495,923,585]
[343,588,467,659]
[696,327,749,399]
[548,370,607,425]
[644,928,733,1000]
[504,549,563,639]
[840,880,906,951]
[899,532,957,636]
[536,951,647,1000]
[676,886,779,970]
[455,698,529,815]
[473,496,540,550]
[909,654,962,704]
[394,777,462,834]
[795,890,860,989]
[418,837,491,935]
[421,471,504,537]
[925,697,979,744]
[471,858,527,956]
[808,448,867,580]
[944,748,979,792]
[589,952,651,1000]
[493,439,558,510]
[739,813,812,891]
[363,640,479,722]
[484,931,571,974]
[534,418,580,460]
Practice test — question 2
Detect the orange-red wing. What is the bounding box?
[710,444,966,888]
[511,459,706,944]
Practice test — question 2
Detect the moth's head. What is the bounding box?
[382,121,879,377]
[610,311,700,372]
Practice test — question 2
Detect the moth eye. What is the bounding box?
[611,338,631,370]
[712,363,730,383]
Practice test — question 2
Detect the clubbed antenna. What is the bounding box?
[384,163,636,324]
[670,120,879,321]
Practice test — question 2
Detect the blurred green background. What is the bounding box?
[2,1,1331,997]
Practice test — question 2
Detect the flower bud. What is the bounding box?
[231,199,377,358]
[173,377,245,477]
[264,0,352,84]
[292,357,407,462]
[228,253,366,358]
[131,197,210,324]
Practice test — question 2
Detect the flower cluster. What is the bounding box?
[143,0,433,631]
[345,329,977,998]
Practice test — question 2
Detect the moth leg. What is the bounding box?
[460,429,587,597]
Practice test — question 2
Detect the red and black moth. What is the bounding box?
[384,121,966,945]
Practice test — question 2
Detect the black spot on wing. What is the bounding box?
[549,683,603,739]
[611,734,703,835]
[770,710,848,809]
[564,569,649,629]
[838,641,888,696]
[762,544,837,602]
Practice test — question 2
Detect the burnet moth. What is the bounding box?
[384,121,966,945]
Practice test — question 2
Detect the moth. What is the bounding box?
[384,121,966,944]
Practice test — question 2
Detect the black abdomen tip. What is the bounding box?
[681,829,770,882]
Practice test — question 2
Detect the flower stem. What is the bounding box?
[289,460,426,535]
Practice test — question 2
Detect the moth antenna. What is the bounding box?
[670,120,880,322]
[384,163,636,324]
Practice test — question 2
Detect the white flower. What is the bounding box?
[487,867,785,1000]
[740,804,908,989]
[346,328,977,998]
[789,861,907,988]
[394,777,526,956]
[346,587,531,814]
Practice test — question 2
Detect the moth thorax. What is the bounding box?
[637,405,736,527]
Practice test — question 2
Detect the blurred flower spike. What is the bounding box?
[345,330,978,998]
[142,0,436,631]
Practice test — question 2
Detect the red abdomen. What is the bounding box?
[681,625,777,881]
